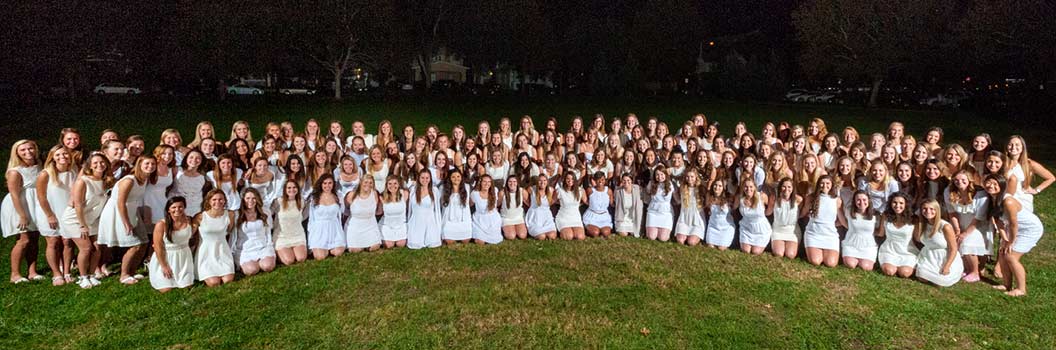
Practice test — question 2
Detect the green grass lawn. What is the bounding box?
[1,97,1054,349]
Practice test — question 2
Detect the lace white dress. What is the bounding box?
[944,189,990,256]
[307,202,345,250]
[272,202,307,249]
[770,199,801,242]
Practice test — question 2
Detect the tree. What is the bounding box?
[793,0,955,107]
[957,0,1056,83]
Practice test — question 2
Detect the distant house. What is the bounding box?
[473,63,554,91]
[411,47,468,84]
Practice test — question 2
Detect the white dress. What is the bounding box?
[335,174,360,203]
[206,169,243,210]
[1007,163,1034,213]
[554,187,583,230]
[380,196,408,241]
[234,220,275,265]
[738,199,772,247]
[674,189,705,238]
[706,203,735,247]
[172,170,206,216]
[196,211,235,280]
[97,176,148,247]
[645,188,674,230]
[246,177,281,214]
[499,192,525,226]
[486,163,510,187]
[307,203,345,250]
[143,169,174,224]
[582,189,613,229]
[1003,194,1044,253]
[407,189,442,249]
[877,220,919,267]
[614,190,637,233]
[526,191,556,237]
[59,178,107,239]
[770,200,801,242]
[859,180,900,212]
[471,191,503,244]
[1,166,41,237]
[842,212,878,261]
[367,162,389,193]
[272,202,307,249]
[944,189,991,256]
[148,224,195,290]
[915,220,964,287]
[441,186,473,240]
[804,195,840,250]
[345,194,382,248]
[34,170,76,237]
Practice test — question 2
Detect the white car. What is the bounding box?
[279,87,316,95]
[792,91,819,102]
[227,84,263,95]
[94,84,141,94]
[784,89,809,101]
[919,93,968,107]
[810,91,837,103]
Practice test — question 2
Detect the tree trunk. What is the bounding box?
[868,74,883,108]
[333,69,344,100]
[418,54,432,90]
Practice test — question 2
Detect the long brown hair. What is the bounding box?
[239,187,268,227]
[280,179,303,211]
[162,196,187,243]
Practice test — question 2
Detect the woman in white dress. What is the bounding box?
[407,169,442,249]
[766,177,801,258]
[98,155,156,285]
[644,167,675,241]
[499,176,528,240]
[273,179,308,264]
[914,199,963,287]
[147,197,195,292]
[441,169,473,244]
[172,149,208,216]
[801,175,843,266]
[3,140,43,283]
[583,172,614,238]
[60,153,112,288]
[34,145,78,285]
[206,155,244,210]
[555,172,586,240]
[334,155,361,201]
[380,175,409,248]
[1003,135,1054,214]
[307,175,346,259]
[985,174,1044,297]
[841,190,879,271]
[245,157,281,215]
[613,173,643,238]
[525,175,557,240]
[234,188,276,276]
[674,168,706,245]
[195,189,236,286]
[363,146,390,193]
[705,179,736,250]
[144,145,177,228]
[471,174,503,244]
[859,159,899,212]
[877,192,919,278]
[344,175,383,252]
[945,170,989,282]
[736,178,771,255]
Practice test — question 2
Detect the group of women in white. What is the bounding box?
[2,114,1050,296]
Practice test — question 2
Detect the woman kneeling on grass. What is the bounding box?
[148,197,196,293]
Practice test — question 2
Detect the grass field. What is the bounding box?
[1,96,1053,349]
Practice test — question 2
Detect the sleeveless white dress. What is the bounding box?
[706,203,736,247]
[646,188,674,230]
[345,194,382,248]
[206,169,243,210]
[915,220,964,287]
[441,186,473,241]
[380,196,408,241]
[1002,194,1044,253]
[234,220,275,265]
[582,189,613,229]
[143,169,174,224]
[499,192,525,226]
[335,174,359,204]
[470,191,503,244]
[307,202,345,250]
[486,163,510,188]
[944,189,991,256]
[97,176,148,247]
[172,170,206,216]
[246,177,281,214]
[738,199,772,247]
[1,166,41,237]
[368,162,389,193]
[675,189,706,238]
[59,178,107,239]
[554,187,583,230]
[804,195,840,250]
[526,191,556,237]
[35,170,76,237]
[196,211,235,280]
[878,220,919,267]
[407,188,442,249]
[770,199,801,242]
[148,224,195,290]
[273,202,307,249]
[841,211,878,261]
[1007,163,1034,213]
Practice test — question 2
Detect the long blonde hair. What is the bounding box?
[43,145,77,190]
[7,139,39,170]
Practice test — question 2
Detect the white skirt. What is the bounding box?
[1,191,38,237]
[380,218,408,241]
[646,210,673,230]
[583,210,613,229]
[525,207,556,236]
[472,211,503,244]
[149,246,195,289]
[345,216,382,248]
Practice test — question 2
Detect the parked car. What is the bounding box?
[784,89,810,101]
[94,83,141,94]
[279,87,317,95]
[809,91,838,103]
[227,84,264,95]
[919,92,970,107]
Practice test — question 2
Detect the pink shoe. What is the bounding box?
[963,273,980,283]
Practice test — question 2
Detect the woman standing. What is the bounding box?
[914,199,963,287]
[841,191,879,271]
[35,146,78,285]
[499,176,528,240]
[705,179,736,250]
[98,155,157,285]
[801,175,843,266]
[4,140,42,283]
[644,168,675,242]
[985,174,1044,297]
[674,169,706,245]
[1003,135,1054,213]
[525,175,558,240]
[172,149,209,217]
[470,175,503,244]
[207,155,243,210]
[196,189,236,286]
[380,176,409,248]
[60,153,112,288]
[877,192,918,278]
[147,197,195,292]
[945,170,989,282]
[407,169,443,249]
[273,180,308,265]
[144,146,177,229]
[441,169,473,244]
[234,188,276,276]
[307,175,346,259]
[767,177,801,258]
[583,172,614,239]
[736,178,771,255]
